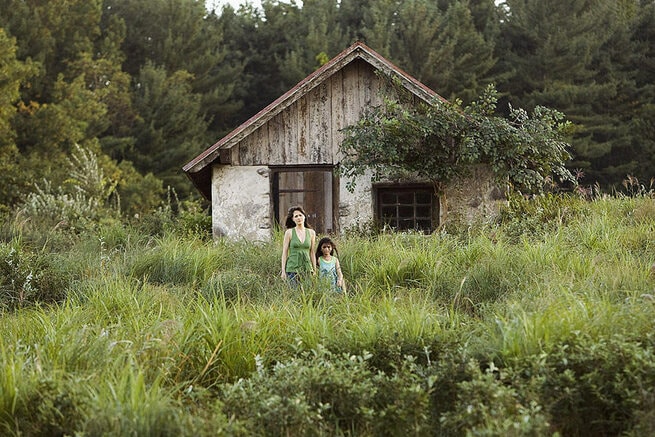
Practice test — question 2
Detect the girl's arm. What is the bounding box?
[280,229,291,278]
[309,229,317,273]
[335,257,345,291]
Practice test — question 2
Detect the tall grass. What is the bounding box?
[0,195,654,435]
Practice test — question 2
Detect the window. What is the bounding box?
[376,185,437,233]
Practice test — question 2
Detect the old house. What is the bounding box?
[183,42,500,240]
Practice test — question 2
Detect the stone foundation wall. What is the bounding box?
[443,165,506,227]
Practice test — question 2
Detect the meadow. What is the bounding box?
[1,193,654,436]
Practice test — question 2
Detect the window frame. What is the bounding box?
[374,183,439,233]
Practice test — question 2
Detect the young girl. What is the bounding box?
[315,237,346,293]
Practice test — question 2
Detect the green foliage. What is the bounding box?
[510,333,655,436]
[132,189,211,239]
[129,237,221,286]
[439,360,550,436]
[0,0,652,217]
[219,345,432,435]
[0,242,71,311]
[361,0,497,102]
[496,0,655,188]
[8,376,88,436]
[0,28,35,212]
[130,64,207,198]
[340,83,575,198]
[498,192,588,239]
[15,144,120,235]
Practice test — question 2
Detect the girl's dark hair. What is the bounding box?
[285,206,312,229]
[316,236,338,262]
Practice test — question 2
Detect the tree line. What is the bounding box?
[0,0,653,217]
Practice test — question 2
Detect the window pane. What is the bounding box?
[381,206,397,219]
[376,186,436,233]
[382,218,397,229]
[416,219,432,231]
[398,206,413,217]
[397,192,413,204]
[398,218,414,230]
[415,191,432,204]
[415,206,431,218]
[380,192,396,204]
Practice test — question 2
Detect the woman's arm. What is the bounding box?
[309,229,317,273]
[281,229,291,278]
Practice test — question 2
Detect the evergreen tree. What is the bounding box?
[0,28,35,211]
[495,0,653,188]
[360,0,497,102]
[218,0,346,125]
[131,63,207,198]
[105,0,242,139]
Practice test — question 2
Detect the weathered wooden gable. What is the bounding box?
[229,59,386,167]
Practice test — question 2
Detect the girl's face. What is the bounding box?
[292,210,305,225]
[321,243,332,255]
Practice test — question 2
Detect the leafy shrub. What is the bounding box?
[16,145,121,236]
[439,360,550,436]
[0,242,71,311]
[9,377,88,436]
[218,345,432,436]
[133,189,210,240]
[531,333,655,436]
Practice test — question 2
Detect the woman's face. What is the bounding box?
[292,210,305,226]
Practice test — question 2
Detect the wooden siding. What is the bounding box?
[233,59,384,167]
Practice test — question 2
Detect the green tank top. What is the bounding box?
[285,228,312,273]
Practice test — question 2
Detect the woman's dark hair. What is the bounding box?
[316,236,338,262]
[285,206,312,229]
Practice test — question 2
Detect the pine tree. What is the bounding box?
[495,0,653,188]
[0,28,35,211]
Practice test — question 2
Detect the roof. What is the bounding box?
[183,41,446,200]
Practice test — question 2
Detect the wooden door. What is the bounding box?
[273,168,336,234]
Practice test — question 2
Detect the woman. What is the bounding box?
[280,206,316,286]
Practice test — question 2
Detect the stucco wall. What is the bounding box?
[442,165,506,227]
[211,165,271,241]
[338,174,374,232]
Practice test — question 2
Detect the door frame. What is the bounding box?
[270,165,339,234]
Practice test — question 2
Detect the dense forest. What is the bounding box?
[0,0,653,218]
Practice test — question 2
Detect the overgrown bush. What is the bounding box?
[133,188,211,240]
[498,193,587,240]
[0,242,71,311]
[8,377,88,436]
[439,360,550,436]
[526,333,655,436]
[218,345,432,436]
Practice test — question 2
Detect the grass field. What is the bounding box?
[1,194,654,436]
